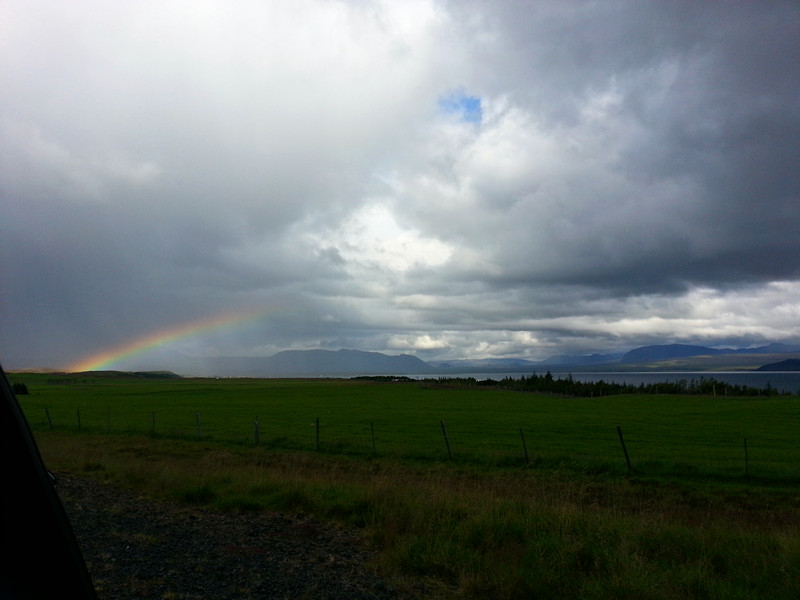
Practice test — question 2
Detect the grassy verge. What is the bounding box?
[35,430,800,599]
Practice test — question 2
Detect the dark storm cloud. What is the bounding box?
[1,0,799,372]
[402,1,800,293]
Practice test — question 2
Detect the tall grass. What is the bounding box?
[35,431,800,599]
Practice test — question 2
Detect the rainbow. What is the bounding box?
[68,307,270,372]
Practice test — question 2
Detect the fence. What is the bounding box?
[29,404,799,480]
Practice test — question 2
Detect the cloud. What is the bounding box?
[387,334,449,352]
[1,0,799,372]
[303,204,453,274]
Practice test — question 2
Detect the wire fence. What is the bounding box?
[30,404,800,480]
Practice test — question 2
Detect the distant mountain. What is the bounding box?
[206,350,432,376]
[612,343,800,371]
[426,358,539,372]
[541,352,622,366]
[261,349,432,376]
[621,344,724,364]
[732,343,800,355]
[197,342,800,377]
[756,359,800,371]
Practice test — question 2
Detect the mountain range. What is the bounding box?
[200,343,800,377]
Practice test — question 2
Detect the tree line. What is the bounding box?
[418,372,791,397]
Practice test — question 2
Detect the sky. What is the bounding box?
[2,1,800,374]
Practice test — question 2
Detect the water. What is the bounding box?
[407,371,800,394]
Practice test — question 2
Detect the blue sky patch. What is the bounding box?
[438,91,482,124]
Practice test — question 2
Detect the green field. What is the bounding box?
[10,373,800,599]
[14,373,800,478]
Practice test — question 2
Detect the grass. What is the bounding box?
[33,431,800,599]
[14,373,800,477]
[12,373,800,598]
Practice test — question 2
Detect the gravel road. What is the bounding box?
[56,474,400,599]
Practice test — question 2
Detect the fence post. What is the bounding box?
[106,406,111,433]
[254,418,260,446]
[195,412,202,439]
[616,425,632,473]
[440,420,452,459]
[45,407,53,429]
[371,421,376,454]
[76,409,81,432]
[520,428,529,463]
[315,417,320,451]
[152,411,156,436]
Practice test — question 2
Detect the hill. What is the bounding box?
[620,344,724,364]
[608,344,800,371]
[756,359,800,371]
[258,349,432,376]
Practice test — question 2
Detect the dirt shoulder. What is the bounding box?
[55,473,398,599]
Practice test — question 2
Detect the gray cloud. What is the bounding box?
[2,1,799,372]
